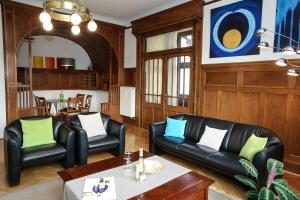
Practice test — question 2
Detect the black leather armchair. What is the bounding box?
[4,116,75,186]
[149,114,284,189]
[69,112,125,166]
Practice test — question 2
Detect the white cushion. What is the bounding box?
[78,113,107,138]
[197,126,227,151]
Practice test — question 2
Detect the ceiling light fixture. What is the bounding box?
[39,0,97,35]
[256,27,300,76]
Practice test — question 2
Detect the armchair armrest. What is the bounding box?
[107,119,125,139]
[68,125,89,165]
[107,119,125,155]
[252,142,284,189]
[58,125,75,168]
[149,121,167,153]
[4,129,22,186]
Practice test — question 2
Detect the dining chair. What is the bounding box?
[33,96,50,116]
[76,93,85,107]
[82,95,93,112]
[59,97,83,121]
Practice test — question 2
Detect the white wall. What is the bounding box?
[33,90,109,112]
[17,35,91,70]
[0,6,7,138]
[124,28,137,68]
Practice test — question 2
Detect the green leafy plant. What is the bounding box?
[234,159,300,200]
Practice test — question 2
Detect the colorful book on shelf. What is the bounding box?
[45,57,55,69]
[33,56,43,68]
[82,177,116,200]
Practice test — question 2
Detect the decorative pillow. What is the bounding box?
[197,126,227,151]
[78,112,107,138]
[164,117,187,139]
[239,134,268,162]
[20,117,55,148]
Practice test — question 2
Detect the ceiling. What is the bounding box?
[13,0,191,26]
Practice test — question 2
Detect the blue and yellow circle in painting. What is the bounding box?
[209,0,262,58]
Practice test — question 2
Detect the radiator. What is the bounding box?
[120,86,135,118]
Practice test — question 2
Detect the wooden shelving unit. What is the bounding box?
[17,67,103,90]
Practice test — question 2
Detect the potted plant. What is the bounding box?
[234,158,300,200]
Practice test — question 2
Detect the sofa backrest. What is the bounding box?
[5,116,64,145]
[69,112,111,131]
[168,114,281,153]
[225,123,281,153]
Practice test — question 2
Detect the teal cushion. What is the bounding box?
[20,118,55,148]
[164,117,187,139]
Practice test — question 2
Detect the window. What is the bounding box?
[145,27,193,52]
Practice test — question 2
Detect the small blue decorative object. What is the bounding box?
[92,178,109,194]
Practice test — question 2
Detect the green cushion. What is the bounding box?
[239,134,268,162]
[20,118,55,148]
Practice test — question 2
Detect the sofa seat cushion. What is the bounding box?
[207,151,248,177]
[88,135,119,152]
[177,141,218,163]
[155,136,185,151]
[22,143,66,167]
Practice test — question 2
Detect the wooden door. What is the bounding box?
[142,58,164,128]
[142,54,193,128]
[163,54,193,117]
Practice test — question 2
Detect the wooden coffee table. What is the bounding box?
[58,151,214,200]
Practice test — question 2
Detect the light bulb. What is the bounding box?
[43,22,53,31]
[71,25,80,35]
[287,69,299,77]
[275,58,288,67]
[87,19,97,32]
[39,11,51,23]
[283,46,296,55]
[70,13,81,25]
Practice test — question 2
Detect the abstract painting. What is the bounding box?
[210,0,263,58]
[274,0,300,52]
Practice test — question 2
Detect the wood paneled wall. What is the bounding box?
[200,61,300,173]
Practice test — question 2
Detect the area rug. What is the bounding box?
[0,178,232,200]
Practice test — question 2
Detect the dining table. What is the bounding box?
[47,99,68,115]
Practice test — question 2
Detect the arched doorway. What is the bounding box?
[2,1,125,122]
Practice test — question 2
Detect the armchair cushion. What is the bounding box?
[78,112,107,138]
[88,135,119,152]
[22,143,66,167]
[20,118,55,148]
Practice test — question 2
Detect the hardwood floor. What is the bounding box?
[0,126,299,199]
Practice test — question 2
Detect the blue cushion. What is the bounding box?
[164,117,187,138]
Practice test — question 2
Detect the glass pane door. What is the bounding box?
[145,58,163,104]
[166,56,191,107]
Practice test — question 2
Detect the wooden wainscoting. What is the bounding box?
[199,61,300,174]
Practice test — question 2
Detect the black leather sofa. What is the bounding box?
[149,114,284,188]
[69,112,125,165]
[4,116,75,186]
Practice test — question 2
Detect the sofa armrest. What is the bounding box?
[252,142,284,189]
[149,121,166,153]
[4,129,22,186]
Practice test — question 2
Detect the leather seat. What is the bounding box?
[4,116,75,186]
[155,136,185,151]
[69,112,125,166]
[149,113,284,189]
[88,135,120,153]
[177,141,218,163]
[22,143,66,167]
[207,152,248,177]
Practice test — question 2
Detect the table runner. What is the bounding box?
[64,155,191,200]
